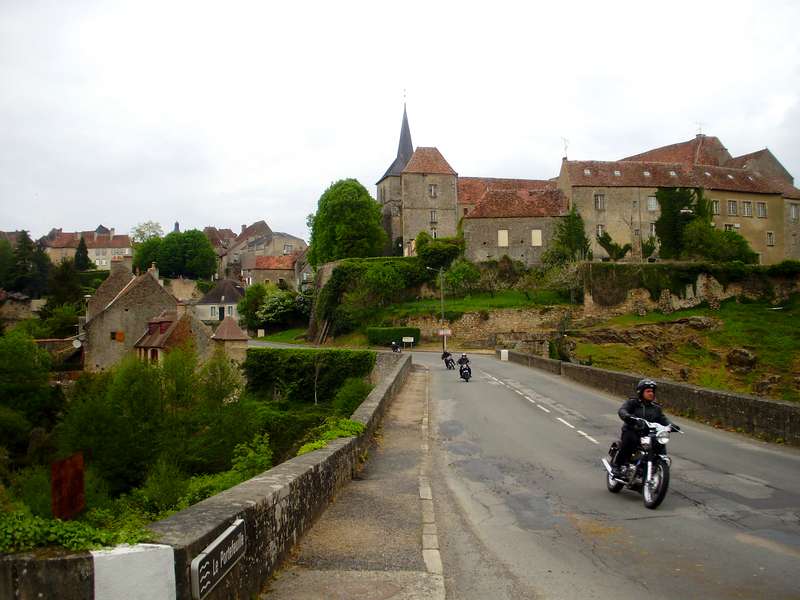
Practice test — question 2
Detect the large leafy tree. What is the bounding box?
[74,236,93,271]
[133,230,215,279]
[130,221,164,245]
[542,206,591,265]
[307,179,387,267]
[654,187,697,259]
[0,239,13,289]
[46,258,83,308]
[10,232,50,297]
[180,230,217,279]
[133,236,163,273]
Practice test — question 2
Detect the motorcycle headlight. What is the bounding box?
[656,430,670,444]
[640,437,651,448]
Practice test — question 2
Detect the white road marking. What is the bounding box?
[557,417,575,429]
[537,404,551,413]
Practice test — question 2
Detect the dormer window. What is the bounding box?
[613,170,621,177]
[584,168,591,176]
[704,171,711,177]
[727,174,734,180]
[643,170,651,177]
[747,176,754,181]
[669,171,677,177]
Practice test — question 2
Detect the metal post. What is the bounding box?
[440,268,446,352]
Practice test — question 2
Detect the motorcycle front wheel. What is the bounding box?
[642,461,670,509]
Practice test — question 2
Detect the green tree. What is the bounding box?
[255,289,300,327]
[10,232,49,296]
[157,232,184,278]
[0,239,15,288]
[130,221,164,245]
[596,231,632,261]
[654,187,697,259]
[682,220,758,263]
[445,259,481,296]
[133,236,163,274]
[0,331,51,423]
[307,179,387,266]
[74,237,93,271]
[543,206,591,265]
[46,259,83,308]
[180,230,217,279]
[641,237,658,260]
[237,283,269,331]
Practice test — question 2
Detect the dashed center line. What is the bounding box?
[537,404,551,413]
[578,430,600,444]
[557,417,576,429]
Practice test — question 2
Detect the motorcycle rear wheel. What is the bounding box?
[643,461,670,509]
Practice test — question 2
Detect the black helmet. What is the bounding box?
[636,379,657,397]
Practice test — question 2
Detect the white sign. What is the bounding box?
[401,336,415,343]
[437,329,452,336]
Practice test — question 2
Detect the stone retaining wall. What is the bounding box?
[502,350,800,446]
[0,353,413,600]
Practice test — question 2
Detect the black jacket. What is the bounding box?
[457,356,470,366]
[618,397,671,431]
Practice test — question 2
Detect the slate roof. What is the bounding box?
[465,188,567,219]
[379,104,414,183]
[198,279,245,305]
[85,269,136,320]
[458,177,555,206]
[402,147,457,176]
[620,135,731,166]
[211,316,249,341]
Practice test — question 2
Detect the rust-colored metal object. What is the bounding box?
[51,452,85,520]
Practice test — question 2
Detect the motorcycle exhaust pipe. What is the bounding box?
[601,458,627,483]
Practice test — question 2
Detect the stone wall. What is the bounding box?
[463,216,560,266]
[403,306,571,347]
[506,350,800,446]
[163,278,200,302]
[0,353,413,600]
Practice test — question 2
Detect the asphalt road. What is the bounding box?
[415,352,800,600]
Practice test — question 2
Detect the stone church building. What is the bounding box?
[379,106,800,264]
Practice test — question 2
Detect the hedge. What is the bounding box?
[366,327,421,346]
[243,348,375,404]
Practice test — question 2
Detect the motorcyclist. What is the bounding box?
[390,341,400,353]
[441,350,452,361]
[457,353,470,367]
[611,379,679,477]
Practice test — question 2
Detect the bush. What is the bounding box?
[230,433,273,479]
[11,465,51,518]
[139,459,188,514]
[366,327,421,346]
[332,378,373,416]
[445,259,481,296]
[243,348,375,404]
[296,418,366,456]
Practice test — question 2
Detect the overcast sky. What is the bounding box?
[2,0,799,241]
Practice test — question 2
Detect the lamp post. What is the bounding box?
[427,267,446,352]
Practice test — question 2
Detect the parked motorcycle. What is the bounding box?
[444,357,455,370]
[601,418,683,509]
[459,364,472,382]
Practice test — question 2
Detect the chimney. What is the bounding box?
[176,302,188,317]
[148,262,160,283]
[241,224,247,234]
[94,230,98,241]
[109,228,115,237]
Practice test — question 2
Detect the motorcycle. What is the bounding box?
[459,363,472,382]
[601,418,683,509]
[391,344,401,353]
[444,357,455,370]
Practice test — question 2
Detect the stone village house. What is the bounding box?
[213,221,308,279]
[379,107,800,264]
[134,309,213,364]
[241,252,306,289]
[42,225,132,270]
[194,279,245,324]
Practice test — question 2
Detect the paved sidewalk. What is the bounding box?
[260,365,445,600]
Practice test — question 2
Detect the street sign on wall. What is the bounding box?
[437,329,452,336]
[191,518,246,600]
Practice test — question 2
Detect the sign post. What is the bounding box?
[191,519,247,600]
[51,453,85,520]
[401,336,415,350]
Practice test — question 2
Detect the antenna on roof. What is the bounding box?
[695,121,705,135]
[561,137,569,160]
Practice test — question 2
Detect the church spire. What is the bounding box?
[379,104,414,182]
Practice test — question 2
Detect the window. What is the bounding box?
[596,224,605,237]
[463,208,469,215]
[380,187,386,202]
[428,184,438,198]
[583,168,591,176]
[727,200,737,216]
[643,170,651,177]
[498,229,509,247]
[531,229,542,247]
[634,229,640,237]
[283,244,293,254]
[767,231,775,246]
[110,331,116,341]
[724,224,735,232]
[791,203,799,222]
[649,223,657,236]
[669,171,677,177]
[742,201,752,217]
[227,305,233,316]
[431,228,438,239]
[430,210,437,223]
[712,199,720,215]
[210,306,216,318]
[594,193,605,210]
[613,170,621,177]
[757,202,767,218]
[647,196,657,211]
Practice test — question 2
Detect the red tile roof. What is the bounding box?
[402,147,457,175]
[620,135,731,166]
[564,160,786,195]
[46,232,131,249]
[211,316,249,341]
[458,177,555,206]
[465,188,567,219]
[252,254,299,270]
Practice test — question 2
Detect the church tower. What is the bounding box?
[377,105,413,254]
